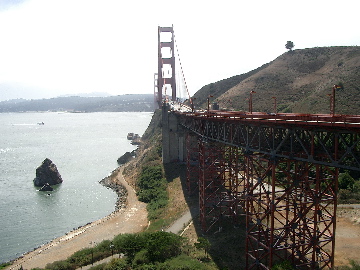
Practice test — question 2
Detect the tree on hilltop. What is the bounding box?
[285,41,295,51]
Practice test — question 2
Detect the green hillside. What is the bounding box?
[193,46,360,115]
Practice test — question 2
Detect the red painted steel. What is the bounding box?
[178,109,359,269]
[157,26,359,269]
[157,26,176,108]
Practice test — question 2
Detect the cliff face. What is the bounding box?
[123,109,163,189]
[194,46,360,115]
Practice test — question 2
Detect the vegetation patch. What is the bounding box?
[338,171,360,204]
[30,231,218,270]
[137,165,168,220]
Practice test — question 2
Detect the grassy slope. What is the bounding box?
[195,46,360,115]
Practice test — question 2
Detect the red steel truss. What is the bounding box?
[186,133,199,195]
[178,111,360,269]
[197,140,243,232]
[244,154,337,269]
[157,26,176,108]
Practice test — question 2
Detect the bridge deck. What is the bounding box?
[178,110,360,130]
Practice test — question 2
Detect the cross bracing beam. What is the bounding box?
[244,156,337,269]
[174,111,353,269]
[178,113,360,171]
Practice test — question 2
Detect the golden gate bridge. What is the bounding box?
[155,25,360,269]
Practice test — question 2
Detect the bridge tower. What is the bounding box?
[157,26,176,108]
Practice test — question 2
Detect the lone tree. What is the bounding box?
[285,41,295,51]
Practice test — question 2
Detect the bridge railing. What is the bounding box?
[175,110,360,130]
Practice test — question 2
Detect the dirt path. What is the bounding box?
[334,206,360,266]
[6,167,148,270]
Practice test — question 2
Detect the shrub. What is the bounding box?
[67,247,93,267]
[0,263,11,270]
[272,260,295,270]
[132,249,150,267]
[137,165,168,220]
[103,258,128,270]
[156,254,209,270]
[339,171,355,190]
[144,231,183,263]
[44,260,75,270]
[113,233,147,261]
[88,263,107,270]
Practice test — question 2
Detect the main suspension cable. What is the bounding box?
[173,30,191,102]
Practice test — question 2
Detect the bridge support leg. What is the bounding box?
[244,154,338,269]
[162,105,186,163]
[198,140,242,232]
[186,133,199,195]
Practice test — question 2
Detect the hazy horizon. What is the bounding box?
[1,0,359,102]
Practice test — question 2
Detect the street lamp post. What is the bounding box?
[249,91,256,114]
[228,99,233,111]
[272,96,277,114]
[207,95,213,114]
[191,97,196,112]
[331,85,338,116]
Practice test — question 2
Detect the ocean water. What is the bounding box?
[0,112,152,263]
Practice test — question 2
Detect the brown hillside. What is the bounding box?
[197,46,360,115]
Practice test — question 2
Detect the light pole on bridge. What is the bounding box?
[191,97,196,112]
[330,84,342,116]
[249,91,256,114]
[207,95,213,114]
[272,96,277,114]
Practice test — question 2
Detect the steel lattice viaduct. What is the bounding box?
[157,25,360,270]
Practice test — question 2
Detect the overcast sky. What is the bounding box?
[0,0,359,101]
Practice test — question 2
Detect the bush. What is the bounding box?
[67,247,93,267]
[103,258,128,270]
[339,171,355,190]
[89,263,107,270]
[272,260,295,270]
[137,165,168,220]
[144,231,183,263]
[132,249,150,267]
[156,254,208,270]
[44,260,75,270]
[113,232,183,265]
[113,233,147,261]
[0,263,11,270]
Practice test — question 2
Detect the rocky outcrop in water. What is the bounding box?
[33,158,63,187]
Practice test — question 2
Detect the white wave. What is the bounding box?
[0,148,12,153]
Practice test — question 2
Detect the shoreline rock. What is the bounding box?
[99,168,128,211]
[117,151,134,165]
[33,158,63,187]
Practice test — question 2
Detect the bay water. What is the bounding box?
[0,112,152,263]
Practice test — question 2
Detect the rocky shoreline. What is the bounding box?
[99,167,128,211]
[5,166,148,270]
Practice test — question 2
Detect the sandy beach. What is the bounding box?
[6,167,148,270]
